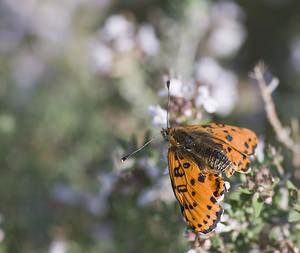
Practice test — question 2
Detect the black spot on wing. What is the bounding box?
[183,162,190,168]
[210,196,217,204]
[174,167,185,177]
[198,174,206,183]
[177,185,188,192]
[226,135,233,141]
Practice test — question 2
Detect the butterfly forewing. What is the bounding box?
[168,148,224,234]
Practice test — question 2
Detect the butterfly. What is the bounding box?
[161,123,257,234]
[121,81,258,234]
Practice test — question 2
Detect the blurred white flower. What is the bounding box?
[103,15,134,41]
[90,42,113,73]
[216,213,249,234]
[137,177,175,206]
[158,77,194,99]
[209,2,246,57]
[196,57,222,84]
[208,20,246,57]
[49,239,66,253]
[52,185,78,205]
[148,105,167,128]
[289,37,300,71]
[195,86,217,113]
[86,173,118,215]
[185,249,197,253]
[224,181,231,191]
[137,24,160,56]
[196,57,238,115]
[33,3,71,43]
[137,158,160,180]
[211,1,245,23]
[255,137,265,163]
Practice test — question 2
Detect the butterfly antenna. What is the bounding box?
[120,138,156,162]
[166,80,171,129]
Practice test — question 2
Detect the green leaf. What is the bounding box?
[253,199,264,218]
[229,191,241,201]
[293,204,300,212]
[286,180,297,191]
[288,210,300,222]
[239,188,253,194]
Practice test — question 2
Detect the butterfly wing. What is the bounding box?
[168,148,224,234]
[187,123,257,155]
[184,124,257,177]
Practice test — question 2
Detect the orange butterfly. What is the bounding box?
[122,81,258,235]
[161,123,257,234]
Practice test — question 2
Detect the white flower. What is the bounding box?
[137,24,160,56]
[148,105,167,128]
[102,15,135,52]
[103,15,133,41]
[215,213,248,233]
[168,78,184,97]
[195,57,238,115]
[208,2,246,57]
[185,249,197,253]
[195,57,222,84]
[195,86,217,113]
[211,1,244,20]
[90,43,113,73]
[208,20,246,57]
[224,181,231,191]
[49,239,67,253]
[255,137,265,163]
[158,77,194,99]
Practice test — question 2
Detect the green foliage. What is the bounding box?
[1,0,300,252]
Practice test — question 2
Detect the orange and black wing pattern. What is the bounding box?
[184,123,258,177]
[187,123,257,155]
[168,148,225,234]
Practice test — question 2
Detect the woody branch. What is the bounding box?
[251,62,300,168]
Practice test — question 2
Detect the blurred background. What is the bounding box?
[1,0,300,252]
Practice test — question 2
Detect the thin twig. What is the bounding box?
[251,62,300,168]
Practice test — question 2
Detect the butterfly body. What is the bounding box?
[162,123,257,234]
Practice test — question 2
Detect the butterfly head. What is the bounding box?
[161,128,169,141]
[161,127,180,147]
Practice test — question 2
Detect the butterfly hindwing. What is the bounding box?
[186,123,257,156]
[168,148,224,234]
[176,124,257,177]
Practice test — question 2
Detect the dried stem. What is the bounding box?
[251,62,300,168]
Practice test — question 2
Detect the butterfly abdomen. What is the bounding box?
[208,150,231,172]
